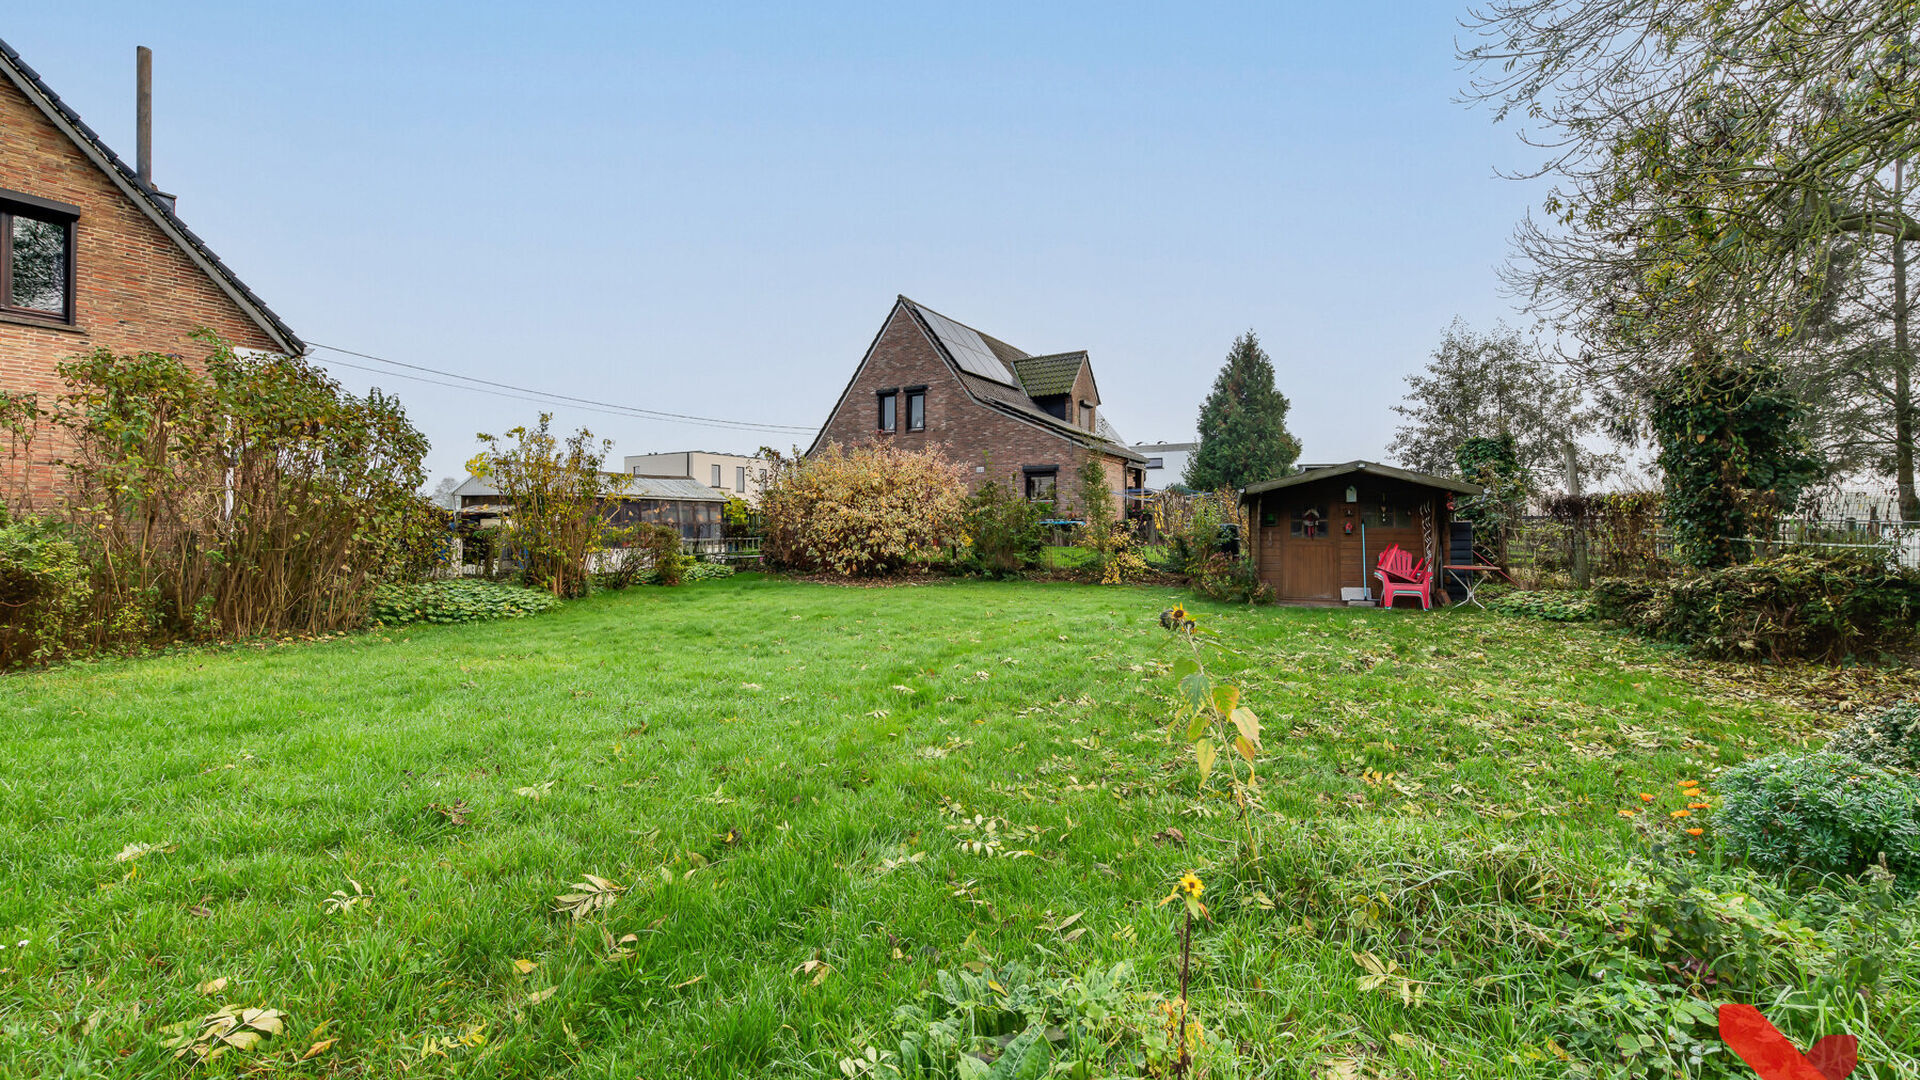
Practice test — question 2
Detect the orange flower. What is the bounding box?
[1677,780,1699,789]
[1686,828,1704,836]
[1671,809,1692,818]
[1617,809,1636,818]
[1638,793,1655,802]
[1688,802,1710,809]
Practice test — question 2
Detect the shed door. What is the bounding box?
[1278,502,1338,600]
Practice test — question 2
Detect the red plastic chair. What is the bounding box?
[1373,545,1432,610]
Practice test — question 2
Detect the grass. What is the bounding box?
[0,576,1914,1077]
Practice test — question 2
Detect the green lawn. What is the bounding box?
[0,577,1913,1078]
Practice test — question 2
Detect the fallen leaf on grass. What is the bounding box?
[603,931,639,961]
[113,842,175,863]
[163,1005,287,1062]
[1320,1059,1361,1080]
[512,958,537,975]
[428,800,471,825]
[526,986,557,1005]
[553,874,625,921]
[794,958,833,986]
[322,879,372,914]
[672,974,704,989]
[301,1038,338,1060]
[196,977,228,996]
[1152,828,1186,847]
[514,782,554,800]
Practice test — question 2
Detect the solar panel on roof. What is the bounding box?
[917,306,1017,384]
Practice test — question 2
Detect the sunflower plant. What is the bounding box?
[1159,605,1264,851]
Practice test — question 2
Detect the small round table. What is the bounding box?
[1442,564,1501,608]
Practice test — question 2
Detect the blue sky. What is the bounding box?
[8,2,1545,483]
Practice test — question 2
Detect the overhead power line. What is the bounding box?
[306,341,820,437]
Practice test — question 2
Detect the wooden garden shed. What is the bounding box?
[1241,461,1482,605]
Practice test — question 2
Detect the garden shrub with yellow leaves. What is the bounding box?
[760,443,967,575]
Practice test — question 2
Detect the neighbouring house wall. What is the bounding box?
[812,303,1126,517]
[0,74,277,507]
[1069,363,1100,431]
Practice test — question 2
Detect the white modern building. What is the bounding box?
[1132,441,1197,492]
[623,451,770,504]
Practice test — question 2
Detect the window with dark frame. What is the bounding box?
[1023,467,1058,502]
[905,387,926,431]
[0,191,77,323]
[735,466,746,493]
[877,390,898,431]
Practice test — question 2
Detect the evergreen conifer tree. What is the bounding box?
[1184,331,1300,491]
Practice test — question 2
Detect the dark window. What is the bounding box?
[1023,467,1057,502]
[877,391,897,431]
[906,389,925,431]
[1145,457,1164,470]
[1360,505,1405,528]
[1290,505,1329,538]
[0,196,76,322]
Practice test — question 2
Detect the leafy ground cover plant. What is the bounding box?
[681,561,736,583]
[1828,699,1920,774]
[370,580,562,626]
[1488,589,1595,621]
[1717,751,1920,882]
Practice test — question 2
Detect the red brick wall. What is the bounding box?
[1070,362,1099,432]
[812,302,1127,518]
[0,73,278,507]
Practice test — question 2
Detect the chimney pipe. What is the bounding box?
[136,46,152,186]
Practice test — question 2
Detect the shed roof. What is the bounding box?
[1241,460,1483,498]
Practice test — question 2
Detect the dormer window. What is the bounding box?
[0,190,77,324]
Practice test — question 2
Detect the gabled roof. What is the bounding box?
[0,37,303,355]
[901,296,1026,385]
[897,297,1145,464]
[1009,351,1088,398]
[1241,460,1484,498]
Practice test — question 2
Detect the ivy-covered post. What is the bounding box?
[1455,434,1527,567]
[1649,350,1821,569]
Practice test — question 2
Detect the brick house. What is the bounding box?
[809,297,1146,517]
[0,38,302,505]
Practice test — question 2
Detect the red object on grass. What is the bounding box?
[1372,545,1432,610]
[1719,1003,1858,1080]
